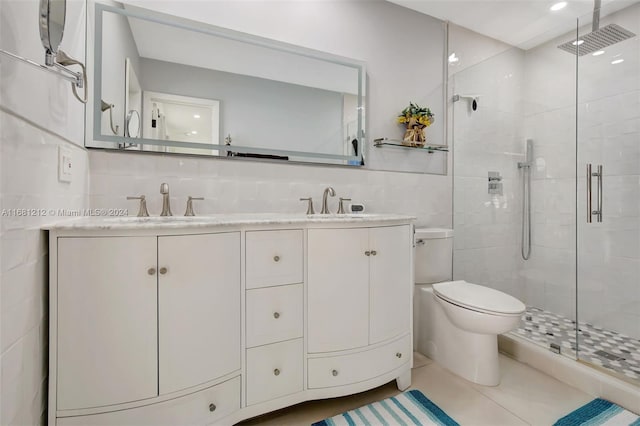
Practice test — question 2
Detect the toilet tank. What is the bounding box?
[415,228,453,284]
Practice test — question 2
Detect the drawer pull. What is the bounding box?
[159,267,168,275]
[371,250,377,256]
[274,368,281,376]
[273,255,280,262]
[273,312,280,319]
[209,403,216,412]
[147,267,156,275]
[332,369,339,377]
[396,352,402,358]
[364,251,371,256]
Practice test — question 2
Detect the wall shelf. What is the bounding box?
[373,138,448,153]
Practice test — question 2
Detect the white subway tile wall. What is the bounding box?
[1,1,88,424]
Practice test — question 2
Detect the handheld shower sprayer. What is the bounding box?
[519,139,533,260]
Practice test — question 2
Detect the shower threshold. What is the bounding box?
[512,307,640,385]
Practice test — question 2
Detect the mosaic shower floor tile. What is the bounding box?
[513,307,640,384]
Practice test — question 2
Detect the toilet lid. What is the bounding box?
[433,281,525,315]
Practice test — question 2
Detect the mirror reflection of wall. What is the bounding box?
[142,91,219,155]
[92,3,365,166]
[124,57,141,141]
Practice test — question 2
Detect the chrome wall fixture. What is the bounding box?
[101,100,119,135]
[0,0,87,103]
[587,164,603,223]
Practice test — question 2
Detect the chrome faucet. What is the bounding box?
[160,183,173,216]
[321,187,336,214]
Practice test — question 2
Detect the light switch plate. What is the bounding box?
[58,146,72,183]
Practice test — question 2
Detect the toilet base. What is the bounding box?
[415,285,501,386]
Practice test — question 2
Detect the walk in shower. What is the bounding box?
[451,1,639,385]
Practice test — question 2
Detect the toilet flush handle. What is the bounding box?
[416,239,426,246]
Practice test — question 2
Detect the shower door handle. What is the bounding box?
[587,164,603,223]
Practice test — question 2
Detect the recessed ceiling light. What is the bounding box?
[191,130,198,134]
[448,53,459,63]
[611,58,624,65]
[592,50,605,56]
[572,40,585,46]
[550,2,567,11]
[193,114,200,119]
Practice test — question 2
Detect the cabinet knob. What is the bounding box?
[332,369,338,377]
[209,403,216,412]
[273,368,281,376]
[364,251,371,256]
[273,312,280,319]
[273,255,280,262]
[396,352,402,358]
[371,250,377,256]
[147,268,156,275]
[159,267,168,275]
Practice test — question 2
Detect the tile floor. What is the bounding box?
[516,307,640,383]
[239,352,594,425]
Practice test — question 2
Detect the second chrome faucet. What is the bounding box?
[160,183,172,216]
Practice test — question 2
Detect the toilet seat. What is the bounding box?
[433,281,525,316]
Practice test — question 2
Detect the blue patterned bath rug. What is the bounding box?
[312,389,459,426]
[553,398,640,425]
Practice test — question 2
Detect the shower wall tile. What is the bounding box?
[451,31,526,300]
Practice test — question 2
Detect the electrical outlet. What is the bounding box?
[58,146,72,183]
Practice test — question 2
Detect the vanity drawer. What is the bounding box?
[308,334,411,389]
[57,376,241,426]
[246,339,303,405]
[246,284,303,348]
[246,230,303,289]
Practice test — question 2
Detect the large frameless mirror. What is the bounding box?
[88,2,366,166]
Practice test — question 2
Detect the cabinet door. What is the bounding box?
[158,232,241,395]
[308,228,369,352]
[369,225,412,344]
[57,237,158,410]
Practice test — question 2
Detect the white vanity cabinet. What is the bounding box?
[307,225,413,352]
[307,225,413,391]
[53,232,241,415]
[57,236,159,410]
[48,215,413,425]
[244,230,305,405]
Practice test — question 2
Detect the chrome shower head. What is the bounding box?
[558,23,636,56]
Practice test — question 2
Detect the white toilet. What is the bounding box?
[413,228,526,386]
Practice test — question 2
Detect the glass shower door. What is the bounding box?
[576,3,640,385]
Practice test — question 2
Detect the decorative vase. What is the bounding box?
[402,117,426,147]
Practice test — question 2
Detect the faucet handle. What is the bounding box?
[126,195,150,217]
[299,197,315,215]
[184,196,204,217]
[337,198,352,214]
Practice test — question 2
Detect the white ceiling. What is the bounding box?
[386,0,638,49]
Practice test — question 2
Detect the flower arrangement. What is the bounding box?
[397,102,434,147]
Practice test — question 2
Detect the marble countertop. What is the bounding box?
[43,213,415,231]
